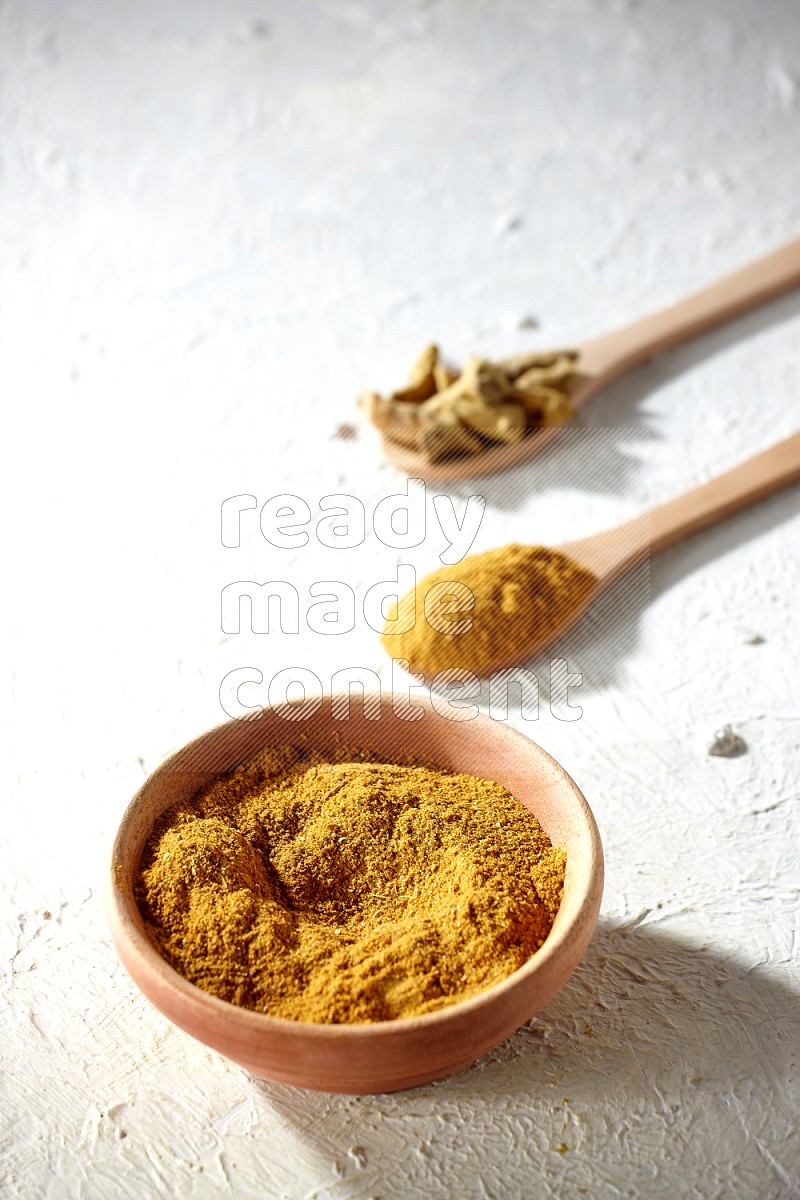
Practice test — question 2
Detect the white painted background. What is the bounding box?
[2,1,799,1196]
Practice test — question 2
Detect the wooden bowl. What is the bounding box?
[105,695,603,1094]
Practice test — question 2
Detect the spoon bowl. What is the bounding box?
[106,694,603,1094]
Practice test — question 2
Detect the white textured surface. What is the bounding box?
[2,1,800,1196]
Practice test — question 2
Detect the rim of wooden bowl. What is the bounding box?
[105,693,604,1093]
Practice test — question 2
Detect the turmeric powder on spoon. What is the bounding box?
[383,544,598,678]
[388,432,800,678]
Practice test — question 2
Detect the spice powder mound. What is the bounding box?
[136,745,566,1023]
[383,543,598,678]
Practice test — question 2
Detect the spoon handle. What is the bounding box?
[562,432,800,583]
[577,238,800,386]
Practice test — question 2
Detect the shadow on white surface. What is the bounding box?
[250,918,800,1194]
[563,482,797,693]
[449,286,800,510]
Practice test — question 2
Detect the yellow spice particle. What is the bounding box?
[135,746,566,1024]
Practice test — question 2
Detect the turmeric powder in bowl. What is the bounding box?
[135,744,566,1024]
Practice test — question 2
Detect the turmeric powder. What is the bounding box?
[383,543,598,677]
[136,744,566,1023]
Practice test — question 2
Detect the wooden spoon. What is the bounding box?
[400,433,800,680]
[380,237,800,482]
